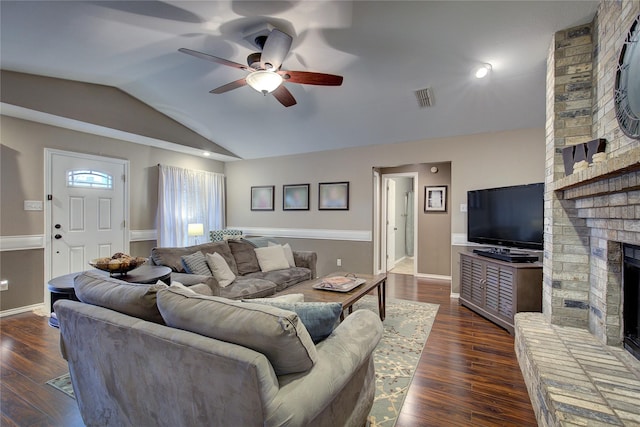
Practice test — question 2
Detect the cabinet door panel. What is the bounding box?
[498,269,514,318]
[485,264,500,311]
[470,260,484,305]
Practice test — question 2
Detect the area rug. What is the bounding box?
[354,295,439,427]
[46,296,439,427]
[46,372,75,399]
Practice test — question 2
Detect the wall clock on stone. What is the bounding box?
[614,14,640,139]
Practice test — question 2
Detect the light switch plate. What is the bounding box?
[24,200,43,211]
[460,203,468,213]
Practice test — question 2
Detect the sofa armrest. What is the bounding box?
[293,251,317,278]
[264,309,383,425]
[169,272,221,296]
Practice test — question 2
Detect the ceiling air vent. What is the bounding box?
[414,87,434,108]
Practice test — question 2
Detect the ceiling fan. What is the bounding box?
[179,28,343,107]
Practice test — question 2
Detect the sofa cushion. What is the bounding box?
[205,252,236,287]
[74,270,167,324]
[181,251,212,276]
[244,267,312,292]
[254,245,290,272]
[151,241,237,274]
[248,301,342,343]
[228,240,261,275]
[157,286,318,375]
[218,277,277,300]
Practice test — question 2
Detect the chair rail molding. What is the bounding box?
[1,230,157,251]
[235,227,372,242]
[0,235,46,251]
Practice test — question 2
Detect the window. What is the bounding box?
[67,170,113,189]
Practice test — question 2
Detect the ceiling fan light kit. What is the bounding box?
[475,63,492,79]
[246,70,283,94]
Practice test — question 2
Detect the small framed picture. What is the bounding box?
[319,182,349,210]
[251,186,274,211]
[425,186,447,212]
[283,184,310,210]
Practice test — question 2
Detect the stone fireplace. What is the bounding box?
[545,0,640,353]
[514,1,640,425]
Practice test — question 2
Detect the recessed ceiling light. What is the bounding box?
[203,151,211,157]
[475,63,492,79]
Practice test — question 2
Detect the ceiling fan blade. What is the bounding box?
[178,48,251,71]
[272,85,297,107]
[210,78,247,94]
[260,29,292,71]
[278,70,343,86]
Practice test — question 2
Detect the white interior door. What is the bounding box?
[386,179,396,270]
[49,150,128,280]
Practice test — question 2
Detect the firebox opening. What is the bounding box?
[623,244,640,361]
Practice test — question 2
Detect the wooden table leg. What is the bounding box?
[377,279,386,321]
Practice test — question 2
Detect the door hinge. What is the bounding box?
[47,194,53,201]
[122,174,126,182]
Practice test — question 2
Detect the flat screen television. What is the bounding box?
[467,183,544,251]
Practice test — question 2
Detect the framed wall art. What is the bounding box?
[251,186,275,211]
[425,186,447,212]
[319,181,349,210]
[283,184,310,210]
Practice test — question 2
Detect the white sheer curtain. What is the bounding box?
[157,164,225,247]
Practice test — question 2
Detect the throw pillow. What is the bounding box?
[268,242,296,267]
[228,240,261,275]
[181,251,212,276]
[167,281,196,294]
[249,301,343,343]
[157,287,318,375]
[205,252,236,287]
[75,270,167,324]
[254,245,290,272]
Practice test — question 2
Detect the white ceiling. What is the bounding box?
[0,1,598,160]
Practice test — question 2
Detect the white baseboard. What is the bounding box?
[0,303,45,318]
[415,273,452,281]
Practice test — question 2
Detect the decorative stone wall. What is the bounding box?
[544,20,595,329]
[545,0,640,344]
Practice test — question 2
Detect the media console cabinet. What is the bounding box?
[459,251,542,334]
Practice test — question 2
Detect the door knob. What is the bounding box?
[54,224,61,229]
[54,234,62,239]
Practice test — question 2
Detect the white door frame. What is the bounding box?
[44,149,130,310]
[379,172,418,275]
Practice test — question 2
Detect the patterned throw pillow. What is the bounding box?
[180,251,212,276]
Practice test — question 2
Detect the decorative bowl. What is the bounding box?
[89,255,147,276]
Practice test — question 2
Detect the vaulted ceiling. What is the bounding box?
[0,1,598,160]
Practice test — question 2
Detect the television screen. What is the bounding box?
[467,183,544,250]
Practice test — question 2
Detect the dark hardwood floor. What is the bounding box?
[0,273,536,426]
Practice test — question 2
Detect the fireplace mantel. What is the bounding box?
[553,147,640,199]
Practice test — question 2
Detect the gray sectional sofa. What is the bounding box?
[150,239,317,299]
[55,270,383,426]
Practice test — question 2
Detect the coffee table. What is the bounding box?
[277,272,387,321]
